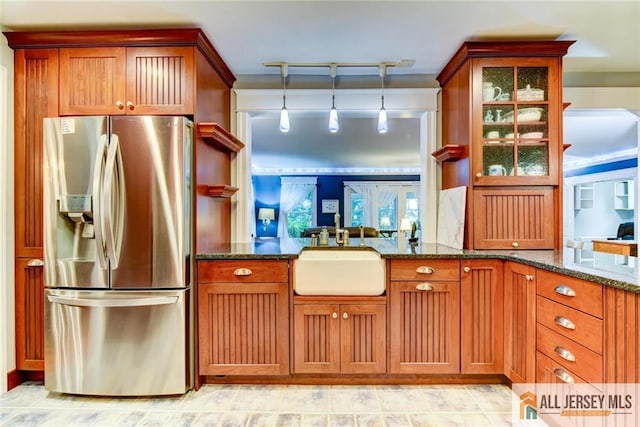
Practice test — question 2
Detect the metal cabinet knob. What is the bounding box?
[475,172,482,178]
[26,259,44,267]
[233,268,253,276]
[463,266,470,273]
[553,368,575,384]
[554,285,576,297]
[116,101,124,109]
[332,312,338,319]
[512,242,519,248]
[525,274,534,281]
[343,312,348,319]
[126,101,135,110]
[554,316,576,330]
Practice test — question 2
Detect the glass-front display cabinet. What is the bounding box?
[474,58,560,185]
[435,41,573,250]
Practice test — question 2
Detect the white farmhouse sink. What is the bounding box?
[294,249,385,296]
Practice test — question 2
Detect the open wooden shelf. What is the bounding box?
[197,123,245,153]
[204,184,239,198]
[431,145,466,163]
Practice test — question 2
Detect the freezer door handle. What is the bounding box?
[47,294,179,308]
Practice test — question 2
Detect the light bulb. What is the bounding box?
[377,107,388,134]
[280,107,290,133]
[329,107,339,133]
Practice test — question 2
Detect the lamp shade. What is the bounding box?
[258,208,275,221]
[380,216,391,227]
[399,218,412,232]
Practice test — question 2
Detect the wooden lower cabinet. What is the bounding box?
[504,261,536,383]
[604,286,640,383]
[293,300,386,374]
[15,258,45,371]
[389,281,460,374]
[460,260,504,374]
[198,279,289,376]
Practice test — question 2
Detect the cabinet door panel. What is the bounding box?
[461,260,504,373]
[340,304,386,374]
[198,282,289,375]
[59,47,127,115]
[126,47,194,115]
[504,262,536,383]
[293,304,341,373]
[15,258,45,370]
[389,281,460,374]
[14,49,58,257]
[473,187,555,249]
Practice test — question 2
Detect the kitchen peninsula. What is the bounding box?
[196,239,640,391]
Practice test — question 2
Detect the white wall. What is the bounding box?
[1,31,15,393]
[574,180,635,239]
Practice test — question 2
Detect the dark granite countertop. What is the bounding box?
[197,238,640,293]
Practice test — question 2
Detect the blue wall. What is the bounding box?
[564,158,638,177]
[253,174,419,238]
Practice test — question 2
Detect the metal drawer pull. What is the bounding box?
[416,266,434,274]
[26,259,44,267]
[416,283,434,291]
[554,346,576,362]
[553,368,575,384]
[233,268,253,276]
[554,285,576,297]
[554,316,576,330]
[463,266,471,273]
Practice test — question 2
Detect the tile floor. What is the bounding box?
[0,382,545,426]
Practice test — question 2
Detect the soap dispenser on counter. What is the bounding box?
[319,226,329,246]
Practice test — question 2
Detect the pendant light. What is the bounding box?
[328,64,339,133]
[279,64,290,133]
[377,64,388,134]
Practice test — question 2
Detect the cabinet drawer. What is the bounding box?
[536,295,602,354]
[536,324,603,383]
[536,269,603,318]
[198,260,289,283]
[389,259,459,281]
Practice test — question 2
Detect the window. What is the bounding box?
[344,181,420,236]
[278,177,317,238]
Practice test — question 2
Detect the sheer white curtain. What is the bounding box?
[376,185,400,213]
[344,182,377,226]
[278,177,317,238]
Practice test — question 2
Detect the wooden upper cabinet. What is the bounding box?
[436,41,573,250]
[473,187,555,249]
[59,46,195,116]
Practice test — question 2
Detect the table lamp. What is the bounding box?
[258,208,275,231]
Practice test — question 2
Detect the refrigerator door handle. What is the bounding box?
[47,294,179,308]
[93,134,109,270]
[103,134,125,270]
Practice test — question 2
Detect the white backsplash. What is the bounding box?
[436,186,467,250]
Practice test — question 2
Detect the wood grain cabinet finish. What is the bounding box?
[436,41,572,250]
[12,49,58,371]
[389,260,461,374]
[604,287,640,383]
[503,261,536,383]
[59,46,195,116]
[460,260,504,374]
[293,301,386,374]
[472,187,555,249]
[15,258,45,371]
[197,260,290,376]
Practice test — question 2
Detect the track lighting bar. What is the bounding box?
[263,59,415,70]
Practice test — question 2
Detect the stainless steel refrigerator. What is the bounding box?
[43,115,193,396]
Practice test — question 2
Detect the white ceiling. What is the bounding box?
[2,0,639,172]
